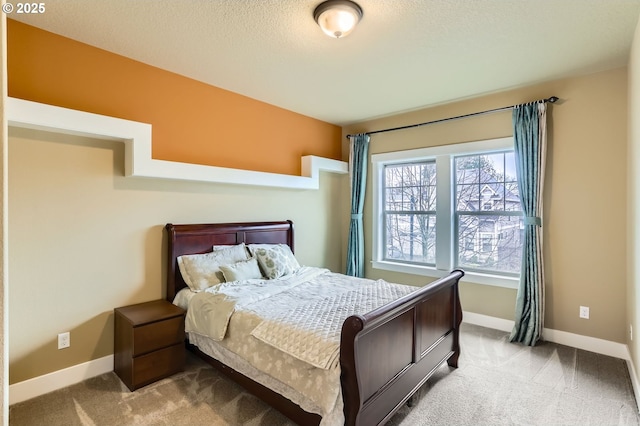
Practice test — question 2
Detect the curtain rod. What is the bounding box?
[346,96,559,139]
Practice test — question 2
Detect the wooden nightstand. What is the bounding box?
[114,299,186,391]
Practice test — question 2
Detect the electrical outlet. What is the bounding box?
[579,306,589,319]
[58,332,70,349]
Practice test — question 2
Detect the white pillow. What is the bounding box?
[248,244,300,279]
[213,243,249,253]
[219,257,263,282]
[178,244,249,292]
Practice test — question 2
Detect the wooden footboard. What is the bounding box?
[340,270,464,426]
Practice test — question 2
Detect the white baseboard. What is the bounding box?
[462,311,630,360]
[463,311,514,333]
[9,355,113,405]
[625,350,640,413]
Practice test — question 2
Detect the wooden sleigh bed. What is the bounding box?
[165,220,464,426]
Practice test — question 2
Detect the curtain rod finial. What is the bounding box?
[547,96,559,103]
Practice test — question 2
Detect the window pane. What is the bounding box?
[456,183,479,211]
[505,182,521,211]
[457,214,523,274]
[385,213,436,264]
[455,155,479,184]
[385,187,402,211]
[456,151,523,275]
[456,152,522,214]
[505,151,517,181]
[384,162,436,212]
[483,153,504,183]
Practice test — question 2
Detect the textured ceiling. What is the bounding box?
[10,0,640,125]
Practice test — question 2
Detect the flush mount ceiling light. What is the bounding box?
[313,0,363,39]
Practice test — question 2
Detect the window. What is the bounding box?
[455,152,523,275]
[383,161,436,265]
[372,137,521,288]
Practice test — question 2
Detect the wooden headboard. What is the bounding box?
[164,221,294,301]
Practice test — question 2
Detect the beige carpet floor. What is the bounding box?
[9,323,640,425]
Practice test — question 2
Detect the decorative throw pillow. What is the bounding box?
[219,257,263,282]
[177,244,249,291]
[248,244,300,279]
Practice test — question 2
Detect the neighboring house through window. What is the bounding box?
[371,137,521,288]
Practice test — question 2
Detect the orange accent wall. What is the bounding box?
[7,19,342,176]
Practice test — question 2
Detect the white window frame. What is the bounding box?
[371,137,519,289]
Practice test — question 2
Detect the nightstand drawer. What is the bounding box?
[132,316,185,356]
[130,342,185,390]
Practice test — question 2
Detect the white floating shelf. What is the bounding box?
[7,97,348,189]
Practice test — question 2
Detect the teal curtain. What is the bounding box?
[346,133,370,277]
[510,102,547,346]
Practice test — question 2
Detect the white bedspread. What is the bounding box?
[184,267,328,340]
[251,278,416,369]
